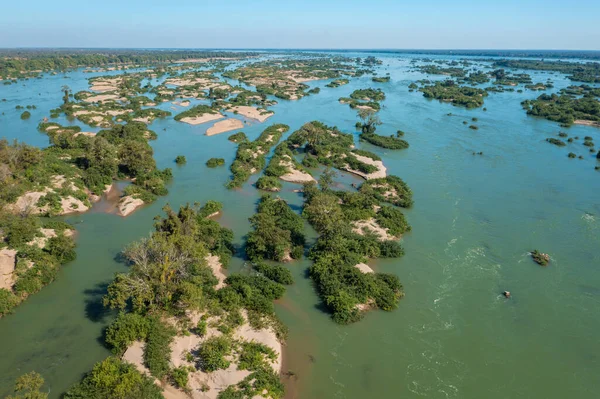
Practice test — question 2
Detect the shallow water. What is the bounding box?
[0,52,599,398]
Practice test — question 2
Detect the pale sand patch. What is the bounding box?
[280,170,315,183]
[12,190,51,214]
[105,109,130,116]
[352,218,395,241]
[206,254,226,290]
[574,120,600,127]
[90,84,117,93]
[60,196,90,214]
[89,184,114,203]
[117,196,144,217]
[73,131,96,138]
[90,77,121,92]
[179,113,224,126]
[278,156,315,183]
[173,100,191,107]
[355,298,376,312]
[228,106,274,123]
[0,249,17,290]
[122,341,150,376]
[133,117,152,124]
[45,125,59,131]
[83,94,120,103]
[50,175,79,191]
[27,228,57,249]
[287,74,322,83]
[51,175,67,189]
[355,105,376,112]
[344,154,387,180]
[206,119,244,136]
[233,322,282,373]
[355,263,374,274]
[123,311,282,399]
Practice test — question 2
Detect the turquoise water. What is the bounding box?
[1,53,599,398]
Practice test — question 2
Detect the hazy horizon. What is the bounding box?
[1,0,599,50]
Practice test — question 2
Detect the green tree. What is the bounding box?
[357,108,381,133]
[5,371,47,399]
[318,167,337,191]
[61,85,71,105]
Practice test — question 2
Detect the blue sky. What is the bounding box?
[1,0,598,49]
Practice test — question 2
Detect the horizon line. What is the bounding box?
[1,47,599,52]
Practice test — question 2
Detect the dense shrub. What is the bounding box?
[246,195,305,262]
[253,262,294,285]
[206,157,225,168]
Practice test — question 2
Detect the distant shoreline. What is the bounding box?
[1,48,599,60]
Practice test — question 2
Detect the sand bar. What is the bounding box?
[206,119,244,136]
[179,113,223,126]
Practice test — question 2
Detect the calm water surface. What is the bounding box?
[0,52,599,399]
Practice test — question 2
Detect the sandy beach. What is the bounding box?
[228,105,274,122]
[179,113,223,126]
[206,119,244,136]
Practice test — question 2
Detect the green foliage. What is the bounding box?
[0,289,20,316]
[417,65,466,77]
[255,176,282,192]
[0,213,40,247]
[170,366,190,390]
[227,124,289,188]
[144,317,176,379]
[217,369,284,399]
[372,76,391,83]
[206,158,225,168]
[253,262,294,285]
[175,155,187,165]
[531,250,550,266]
[375,206,411,237]
[197,335,232,372]
[546,138,566,147]
[359,175,414,208]
[237,341,277,371]
[64,357,164,399]
[350,88,386,101]
[491,59,600,83]
[227,132,247,143]
[420,80,487,108]
[360,132,409,149]
[103,204,234,313]
[325,78,349,88]
[4,371,47,399]
[302,185,406,324]
[174,104,218,121]
[105,312,150,354]
[46,234,76,263]
[522,93,600,126]
[20,111,31,120]
[246,195,305,262]
[198,200,223,218]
